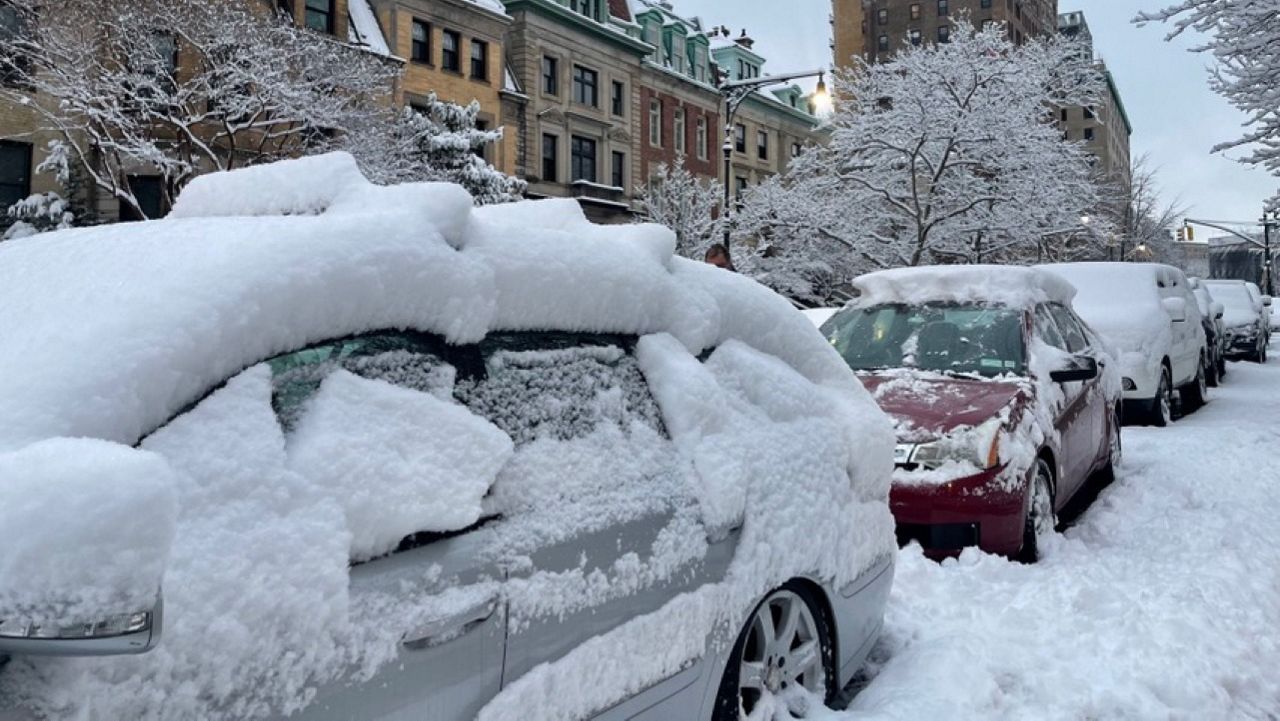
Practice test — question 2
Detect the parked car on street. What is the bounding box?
[0,155,896,721]
[1204,279,1270,363]
[1188,277,1227,385]
[1040,263,1209,426]
[816,266,1122,562]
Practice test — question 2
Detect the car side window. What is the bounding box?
[1034,304,1067,350]
[455,333,667,445]
[269,331,469,433]
[1048,304,1089,353]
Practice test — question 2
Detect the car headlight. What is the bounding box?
[899,417,1003,472]
[1122,377,1136,391]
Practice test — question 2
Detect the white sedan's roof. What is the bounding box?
[0,153,858,452]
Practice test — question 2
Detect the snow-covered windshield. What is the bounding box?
[827,302,1026,377]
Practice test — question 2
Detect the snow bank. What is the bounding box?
[852,265,1075,307]
[0,439,178,626]
[287,370,514,560]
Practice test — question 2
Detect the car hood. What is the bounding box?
[859,370,1026,439]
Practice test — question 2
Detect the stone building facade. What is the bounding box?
[368,0,518,176]
[500,0,648,222]
[833,0,1059,63]
[1057,11,1132,196]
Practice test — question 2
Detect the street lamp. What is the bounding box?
[718,68,829,259]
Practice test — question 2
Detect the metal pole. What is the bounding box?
[722,112,733,254]
[1120,238,1127,261]
[1264,211,1273,296]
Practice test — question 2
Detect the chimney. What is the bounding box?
[736,28,754,49]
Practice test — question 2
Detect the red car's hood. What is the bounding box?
[859,370,1027,438]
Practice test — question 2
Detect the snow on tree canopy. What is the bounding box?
[851,265,1077,308]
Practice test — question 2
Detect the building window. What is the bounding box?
[541,134,558,182]
[442,30,461,72]
[734,176,747,201]
[473,119,489,160]
[938,25,950,42]
[411,20,430,64]
[792,142,803,158]
[572,65,598,106]
[878,35,889,52]
[611,81,625,116]
[910,4,921,20]
[674,108,686,155]
[1084,127,1095,141]
[649,99,662,147]
[981,0,992,7]
[696,116,708,160]
[938,0,949,15]
[276,0,293,18]
[909,29,922,46]
[877,9,888,25]
[756,130,768,160]
[304,0,334,34]
[542,56,559,96]
[0,140,32,213]
[470,39,488,80]
[611,151,625,189]
[734,123,746,153]
[569,0,601,20]
[1061,108,1068,122]
[571,135,597,183]
[1084,106,1095,119]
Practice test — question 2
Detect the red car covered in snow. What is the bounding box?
[818,266,1122,561]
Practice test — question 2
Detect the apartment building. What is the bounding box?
[1057,11,1132,195]
[833,0,1058,63]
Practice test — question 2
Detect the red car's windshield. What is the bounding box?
[825,302,1026,377]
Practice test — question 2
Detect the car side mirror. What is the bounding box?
[0,438,177,658]
[1162,296,1187,322]
[1264,295,1273,307]
[1050,355,1099,383]
[1212,301,1225,320]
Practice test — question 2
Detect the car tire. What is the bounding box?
[712,583,837,721]
[1218,354,1227,380]
[1102,408,1122,480]
[1206,354,1220,387]
[1018,459,1056,564]
[1147,367,1173,427]
[1180,359,1207,412]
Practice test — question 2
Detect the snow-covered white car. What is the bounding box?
[0,155,897,721]
[1204,279,1270,363]
[1188,278,1227,385]
[1039,263,1208,426]
[817,266,1121,562]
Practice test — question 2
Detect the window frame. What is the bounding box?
[571,64,598,107]
[542,55,559,96]
[756,129,768,160]
[410,19,431,65]
[470,38,489,81]
[541,133,559,183]
[674,107,686,155]
[611,150,625,190]
[570,134,597,184]
[734,123,746,153]
[610,80,625,116]
[304,0,335,34]
[649,98,662,147]
[441,29,462,73]
[0,139,32,213]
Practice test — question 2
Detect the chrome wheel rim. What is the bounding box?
[1159,373,1172,423]
[737,590,826,719]
[1198,363,1207,398]
[1110,414,1122,465]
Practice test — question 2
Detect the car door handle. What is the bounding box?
[402,592,499,649]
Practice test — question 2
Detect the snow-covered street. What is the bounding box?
[827,354,1280,719]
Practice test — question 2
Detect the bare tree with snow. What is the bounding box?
[736,20,1108,284]
[0,0,399,219]
[636,155,721,258]
[1136,1,1280,207]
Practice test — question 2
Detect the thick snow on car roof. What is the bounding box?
[0,153,859,452]
[851,264,1076,307]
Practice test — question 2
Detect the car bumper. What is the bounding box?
[889,465,1026,560]
[1223,333,1260,357]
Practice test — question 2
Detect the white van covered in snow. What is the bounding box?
[1039,263,1209,426]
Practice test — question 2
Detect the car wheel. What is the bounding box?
[1148,367,1173,427]
[1018,459,1056,564]
[712,584,837,721]
[1218,354,1227,379]
[1206,354,1220,387]
[1181,359,1207,412]
[1103,409,1122,479]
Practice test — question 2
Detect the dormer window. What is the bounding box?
[569,0,601,22]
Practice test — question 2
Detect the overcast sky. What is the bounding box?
[676,0,1276,228]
